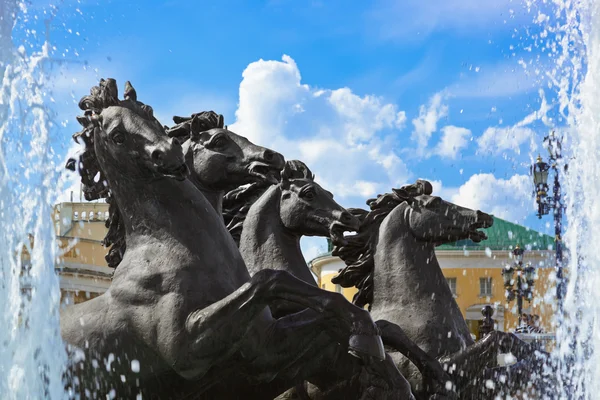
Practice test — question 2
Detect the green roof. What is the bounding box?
[436,217,555,251]
[316,217,554,261]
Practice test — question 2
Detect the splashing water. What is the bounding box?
[0,2,67,399]
[1,0,600,398]
[528,0,600,398]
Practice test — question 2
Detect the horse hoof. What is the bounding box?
[349,334,386,362]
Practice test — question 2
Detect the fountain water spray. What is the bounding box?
[526,0,600,398]
[0,2,68,399]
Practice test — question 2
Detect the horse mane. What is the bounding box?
[166,111,225,142]
[331,180,433,308]
[281,160,315,181]
[222,182,272,246]
[222,160,312,246]
[66,78,158,269]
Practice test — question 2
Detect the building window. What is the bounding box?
[446,278,457,296]
[480,277,493,297]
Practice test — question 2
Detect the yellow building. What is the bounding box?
[52,201,112,305]
[310,217,558,339]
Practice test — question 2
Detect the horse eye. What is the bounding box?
[302,190,315,200]
[212,137,227,148]
[112,131,125,145]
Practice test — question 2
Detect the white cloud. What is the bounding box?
[427,179,460,200]
[447,61,545,99]
[435,125,471,159]
[229,55,410,201]
[450,173,533,222]
[368,0,530,41]
[477,126,535,155]
[327,88,406,144]
[477,89,552,155]
[411,92,448,155]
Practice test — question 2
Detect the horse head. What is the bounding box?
[68,78,188,268]
[72,78,188,187]
[278,160,359,245]
[397,193,494,245]
[168,112,284,192]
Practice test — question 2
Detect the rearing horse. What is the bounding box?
[239,169,457,399]
[240,160,360,302]
[333,181,549,399]
[91,110,285,269]
[61,79,391,399]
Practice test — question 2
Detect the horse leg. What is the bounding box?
[442,331,550,399]
[171,269,383,383]
[375,320,456,399]
[445,331,548,371]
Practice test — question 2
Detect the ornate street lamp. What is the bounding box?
[531,131,566,311]
[503,246,535,328]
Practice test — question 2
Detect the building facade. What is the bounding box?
[52,202,112,305]
[310,217,557,339]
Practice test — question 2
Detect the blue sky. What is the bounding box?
[16,0,562,258]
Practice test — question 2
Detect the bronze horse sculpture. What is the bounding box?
[333,181,550,399]
[86,110,285,269]
[62,79,404,399]
[167,111,284,215]
[234,168,456,399]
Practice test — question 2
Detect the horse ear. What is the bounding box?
[416,179,433,195]
[124,81,137,102]
[167,122,191,140]
[173,115,191,124]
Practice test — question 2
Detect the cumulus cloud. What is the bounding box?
[435,125,471,159]
[447,61,545,99]
[369,0,531,41]
[477,89,551,155]
[427,179,460,200]
[327,88,406,144]
[411,92,448,156]
[450,173,533,222]
[229,55,410,201]
[477,126,535,155]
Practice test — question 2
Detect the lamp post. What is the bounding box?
[531,131,565,311]
[502,246,536,328]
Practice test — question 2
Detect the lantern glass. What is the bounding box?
[513,247,525,264]
[525,265,536,282]
[533,157,550,186]
[502,266,514,287]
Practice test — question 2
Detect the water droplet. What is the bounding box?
[131,359,140,373]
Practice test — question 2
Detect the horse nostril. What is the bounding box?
[151,149,164,164]
[340,211,353,224]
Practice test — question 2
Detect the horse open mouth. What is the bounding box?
[248,162,280,184]
[159,163,189,181]
[329,222,358,246]
[468,229,488,243]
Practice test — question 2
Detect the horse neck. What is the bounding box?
[183,142,224,215]
[186,174,224,216]
[104,162,231,260]
[239,187,316,286]
[372,209,448,309]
